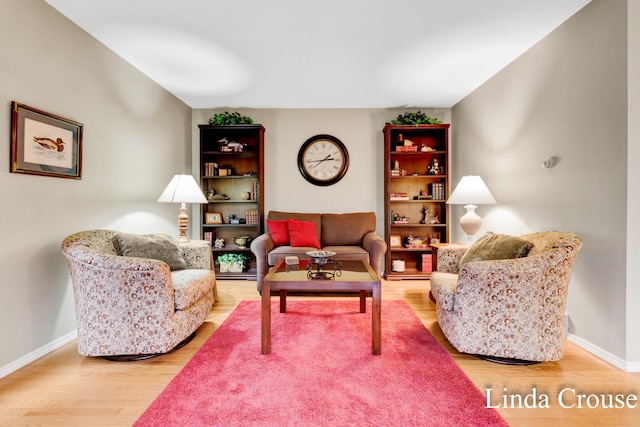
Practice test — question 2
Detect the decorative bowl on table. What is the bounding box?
[306,250,336,266]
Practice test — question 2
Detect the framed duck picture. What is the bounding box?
[10,101,83,179]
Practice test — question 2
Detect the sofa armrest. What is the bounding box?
[436,244,469,273]
[250,233,275,291]
[362,232,387,277]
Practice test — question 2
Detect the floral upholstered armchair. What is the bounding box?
[430,231,582,363]
[62,230,216,359]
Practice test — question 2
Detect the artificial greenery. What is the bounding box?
[389,111,441,125]
[208,111,254,125]
[215,253,248,266]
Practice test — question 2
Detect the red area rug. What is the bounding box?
[134,300,507,426]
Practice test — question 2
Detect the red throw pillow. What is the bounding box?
[288,219,321,248]
[266,219,290,246]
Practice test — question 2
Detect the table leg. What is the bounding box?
[261,282,271,354]
[280,290,287,313]
[359,290,366,313]
[372,282,381,355]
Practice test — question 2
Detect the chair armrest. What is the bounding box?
[430,272,458,311]
[250,234,275,291]
[456,249,574,315]
[362,232,387,276]
[63,250,176,313]
[436,244,469,273]
[179,240,212,270]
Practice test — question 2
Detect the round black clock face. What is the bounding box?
[297,134,349,186]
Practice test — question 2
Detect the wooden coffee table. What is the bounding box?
[261,259,381,355]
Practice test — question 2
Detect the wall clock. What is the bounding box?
[297,134,349,186]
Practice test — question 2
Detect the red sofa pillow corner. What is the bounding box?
[266,219,290,246]
[287,219,321,248]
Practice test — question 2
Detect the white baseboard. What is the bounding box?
[0,330,77,379]
[567,333,640,372]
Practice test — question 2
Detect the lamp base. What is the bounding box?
[177,206,190,243]
[459,204,482,242]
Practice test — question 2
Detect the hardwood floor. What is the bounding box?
[0,279,638,426]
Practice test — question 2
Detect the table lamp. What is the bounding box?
[158,174,208,243]
[446,175,496,242]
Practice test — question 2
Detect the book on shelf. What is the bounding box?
[203,232,214,245]
[395,146,418,152]
[245,209,258,225]
[390,192,408,200]
[250,181,258,200]
[430,182,445,200]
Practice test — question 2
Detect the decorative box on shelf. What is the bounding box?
[419,253,432,272]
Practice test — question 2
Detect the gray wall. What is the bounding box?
[452,0,637,366]
[627,0,640,363]
[0,0,192,371]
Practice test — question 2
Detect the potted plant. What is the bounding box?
[389,111,441,125]
[208,111,254,125]
[216,253,248,273]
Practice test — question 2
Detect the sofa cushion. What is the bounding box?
[288,219,321,248]
[459,232,533,267]
[266,219,290,246]
[112,233,187,271]
[268,246,317,266]
[321,212,375,246]
[322,245,370,261]
[171,269,215,310]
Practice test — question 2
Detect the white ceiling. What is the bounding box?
[45,0,591,109]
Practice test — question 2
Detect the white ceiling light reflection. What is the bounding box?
[94,23,252,97]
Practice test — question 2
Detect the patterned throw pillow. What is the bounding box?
[459,232,533,267]
[112,233,187,271]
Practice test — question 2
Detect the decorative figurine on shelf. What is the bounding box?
[404,235,415,247]
[393,213,408,224]
[427,207,439,224]
[214,238,225,248]
[428,158,440,175]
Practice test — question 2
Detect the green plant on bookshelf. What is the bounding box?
[208,111,254,125]
[389,111,441,125]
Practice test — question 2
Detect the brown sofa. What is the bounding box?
[250,211,387,290]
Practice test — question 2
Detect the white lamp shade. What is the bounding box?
[446,176,497,205]
[158,174,208,204]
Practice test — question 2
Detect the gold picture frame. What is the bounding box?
[205,212,223,224]
[390,234,402,248]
